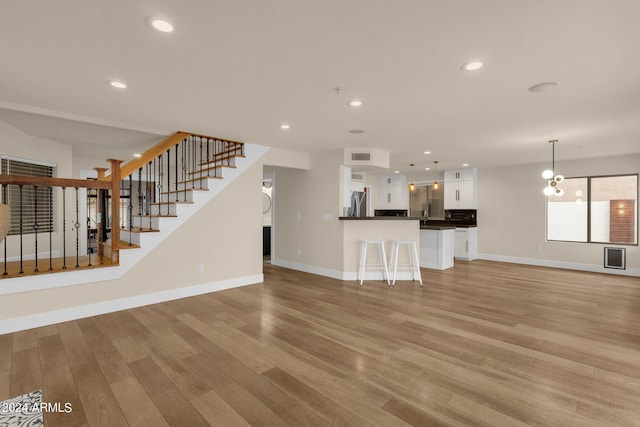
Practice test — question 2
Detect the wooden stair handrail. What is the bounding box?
[102,131,244,181]
[0,175,112,190]
[106,131,189,181]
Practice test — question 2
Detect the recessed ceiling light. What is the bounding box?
[423,151,431,155]
[349,129,364,134]
[145,16,174,33]
[394,170,399,174]
[347,100,363,107]
[528,82,558,93]
[280,124,291,130]
[461,61,484,71]
[425,167,431,171]
[108,80,127,89]
[463,163,469,167]
[134,153,142,158]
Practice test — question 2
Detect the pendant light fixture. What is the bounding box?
[542,140,564,196]
[433,161,440,190]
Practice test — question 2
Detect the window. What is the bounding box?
[1,157,57,235]
[547,174,638,245]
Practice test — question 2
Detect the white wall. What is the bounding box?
[478,153,640,274]
[263,148,310,170]
[270,150,344,274]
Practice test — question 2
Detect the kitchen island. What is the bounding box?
[339,217,456,279]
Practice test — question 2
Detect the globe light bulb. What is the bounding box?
[554,175,564,183]
[543,186,555,196]
[555,188,564,197]
[542,170,554,179]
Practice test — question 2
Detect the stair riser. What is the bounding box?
[200,157,236,168]
[173,180,209,191]
[150,204,177,216]
[159,192,194,203]
[131,216,160,229]
[119,230,142,246]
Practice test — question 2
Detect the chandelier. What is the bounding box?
[542,139,564,196]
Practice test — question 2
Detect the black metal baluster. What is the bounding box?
[33,185,39,272]
[49,187,53,271]
[199,137,203,189]
[2,184,7,276]
[166,148,170,215]
[62,187,67,269]
[19,185,23,274]
[87,187,92,267]
[99,188,106,265]
[157,154,163,224]
[174,144,178,202]
[180,138,189,202]
[192,136,196,188]
[147,161,152,230]
[74,188,80,268]
[206,138,211,177]
[128,175,133,245]
[152,157,156,230]
[138,167,143,216]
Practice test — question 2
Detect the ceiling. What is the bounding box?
[1,0,639,173]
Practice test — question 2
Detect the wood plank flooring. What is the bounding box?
[2,260,640,426]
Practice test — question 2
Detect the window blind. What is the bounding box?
[1,158,57,235]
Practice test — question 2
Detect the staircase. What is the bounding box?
[0,131,264,295]
[101,132,246,261]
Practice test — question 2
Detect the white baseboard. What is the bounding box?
[341,271,419,281]
[478,253,640,277]
[271,258,345,280]
[0,274,263,334]
[270,258,418,282]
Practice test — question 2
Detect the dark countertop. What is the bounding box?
[420,225,457,230]
[339,216,425,221]
[339,216,477,228]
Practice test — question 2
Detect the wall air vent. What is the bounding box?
[351,152,371,161]
[604,247,625,269]
[351,173,366,181]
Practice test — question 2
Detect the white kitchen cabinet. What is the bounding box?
[444,169,475,182]
[444,168,477,209]
[379,175,408,209]
[420,228,454,270]
[380,175,406,186]
[454,227,478,261]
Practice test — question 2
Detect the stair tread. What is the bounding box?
[0,256,115,279]
[188,164,235,175]
[199,153,246,166]
[161,188,209,195]
[123,227,160,233]
[132,214,177,218]
[175,177,222,186]
[150,201,193,206]
[104,240,141,249]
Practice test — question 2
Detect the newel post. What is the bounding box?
[107,159,123,264]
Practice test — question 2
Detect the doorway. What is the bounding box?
[262,173,274,262]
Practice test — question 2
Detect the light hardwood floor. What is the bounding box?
[2,260,640,426]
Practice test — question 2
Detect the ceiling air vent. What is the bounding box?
[351,152,371,161]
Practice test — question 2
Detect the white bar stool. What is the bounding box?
[389,240,423,287]
[358,240,390,287]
